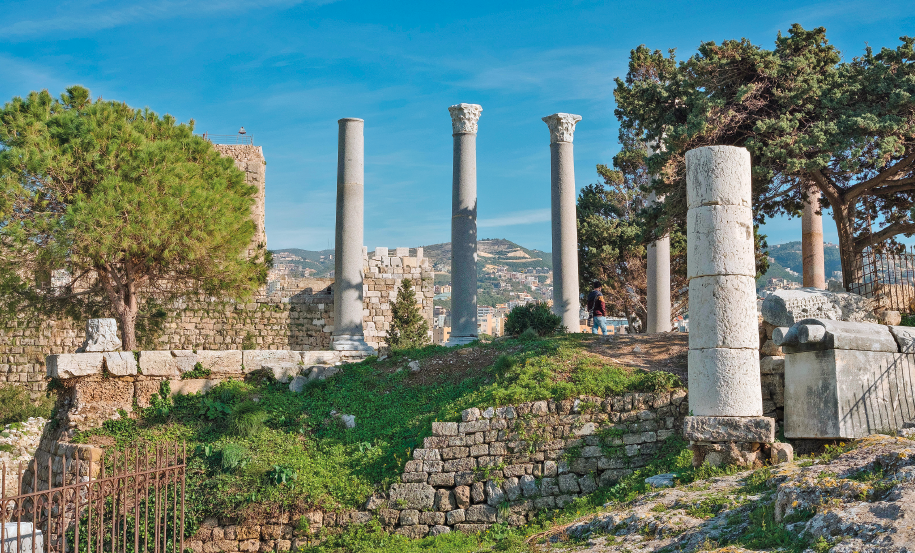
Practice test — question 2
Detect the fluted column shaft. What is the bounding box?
[333,118,373,352]
[543,113,581,332]
[448,104,482,345]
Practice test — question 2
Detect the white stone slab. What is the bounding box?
[242,350,301,372]
[3,522,43,553]
[688,275,759,349]
[103,352,137,376]
[196,350,243,374]
[784,349,915,439]
[685,145,752,210]
[686,205,755,278]
[139,351,178,377]
[46,353,104,378]
[687,348,762,417]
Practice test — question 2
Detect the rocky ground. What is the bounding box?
[0,417,48,496]
[530,434,915,553]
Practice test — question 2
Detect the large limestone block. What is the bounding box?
[890,325,915,353]
[103,352,138,376]
[242,350,301,372]
[686,205,755,278]
[784,349,915,439]
[300,351,342,365]
[79,318,122,352]
[139,351,197,377]
[169,378,220,396]
[46,353,104,378]
[688,348,762,416]
[683,416,775,443]
[196,350,243,375]
[688,275,759,349]
[777,319,898,354]
[388,483,436,510]
[761,288,874,327]
[685,145,752,210]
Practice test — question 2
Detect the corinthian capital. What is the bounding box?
[449,103,483,134]
[542,113,582,143]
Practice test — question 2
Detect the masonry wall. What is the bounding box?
[0,252,433,396]
[212,144,267,259]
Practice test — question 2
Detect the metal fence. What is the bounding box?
[202,133,254,145]
[2,444,186,553]
[848,246,915,313]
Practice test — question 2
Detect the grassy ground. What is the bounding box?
[70,334,681,542]
[0,383,55,426]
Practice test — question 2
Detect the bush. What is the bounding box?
[505,302,564,337]
[0,384,55,426]
[387,279,430,350]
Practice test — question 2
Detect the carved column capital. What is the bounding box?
[449,103,483,134]
[542,113,582,143]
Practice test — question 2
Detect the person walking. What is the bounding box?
[587,281,608,335]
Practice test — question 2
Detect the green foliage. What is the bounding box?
[0,86,269,349]
[614,27,915,285]
[387,279,430,350]
[267,465,298,485]
[504,302,563,337]
[0,383,55,426]
[228,401,268,437]
[242,332,257,350]
[220,443,250,472]
[181,362,212,380]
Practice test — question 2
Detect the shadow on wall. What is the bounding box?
[842,352,915,435]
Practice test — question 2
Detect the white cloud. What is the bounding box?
[1,0,338,37]
[478,208,551,229]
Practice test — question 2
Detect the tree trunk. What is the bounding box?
[831,202,864,291]
[98,268,140,351]
[118,295,138,351]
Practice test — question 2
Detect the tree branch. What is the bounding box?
[855,221,915,251]
[846,151,915,201]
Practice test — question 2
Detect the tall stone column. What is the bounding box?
[543,113,582,332]
[447,104,482,346]
[683,146,781,467]
[802,185,826,289]
[332,118,373,352]
[646,139,671,333]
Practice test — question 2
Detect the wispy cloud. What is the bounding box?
[478,208,551,229]
[1,0,338,37]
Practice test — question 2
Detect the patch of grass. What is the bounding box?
[685,494,732,519]
[70,335,688,545]
[0,383,55,426]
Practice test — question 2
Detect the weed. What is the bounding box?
[181,362,212,380]
[220,443,250,472]
[0,384,55,426]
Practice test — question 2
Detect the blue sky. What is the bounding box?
[1,0,913,251]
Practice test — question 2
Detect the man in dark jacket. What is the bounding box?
[586,281,608,335]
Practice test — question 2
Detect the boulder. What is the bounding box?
[79,318,121,352]
[761,288,875,327]
[388,483,436,510]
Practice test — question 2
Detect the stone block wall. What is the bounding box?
[212,144,267,259]
[178,390,688,547]
[0,252,433,395]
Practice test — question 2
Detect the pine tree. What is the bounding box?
[0,87,269,349]
[387,279,430,350]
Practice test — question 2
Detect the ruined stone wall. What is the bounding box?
[212,144,267,258]
[0,253,434,395]
[186,390,688,547]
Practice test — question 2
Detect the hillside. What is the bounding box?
[767,240,842,277]
[272,239,552,278]
[755,258,802,289]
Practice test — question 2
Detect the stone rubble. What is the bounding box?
[0,417,48,496]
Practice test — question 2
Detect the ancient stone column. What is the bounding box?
[332,118,373,352]
[646,139,671,333]
[802,185,826,289]
[684,146,780,467]
[447,103,482,346]
[543,113,582,332]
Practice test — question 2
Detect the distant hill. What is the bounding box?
[756,258,802,289]
[272,239,552,278]
[766,241,842,278]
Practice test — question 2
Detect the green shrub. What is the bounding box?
[387,279,430,350]
[229,401,268,437]
[0,383,55,426]
[181,362,212,380]
[504,302,564,337]
[220,443,250,472]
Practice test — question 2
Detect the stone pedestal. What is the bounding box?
[78,318,122,352]
[802,185,826,289]
[543,113,581,332]
[332,118,374,353]
[447,104,482,346]
[685,146,781,466]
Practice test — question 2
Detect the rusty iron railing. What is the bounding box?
[1,443,185,553]
[202,133,254,145]
[848,246,915,314]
